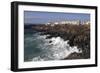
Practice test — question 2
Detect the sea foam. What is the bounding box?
[32,35,82,61]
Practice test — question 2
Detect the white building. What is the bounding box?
[58,20,80,25]
[54,22,59,25]
[45,22,51,25]
[45,20,81,26]
[85,21,90,25]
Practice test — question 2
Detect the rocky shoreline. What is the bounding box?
[32,24,90,59]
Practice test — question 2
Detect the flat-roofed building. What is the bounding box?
[59,20,80,25]
[45,20,81,26]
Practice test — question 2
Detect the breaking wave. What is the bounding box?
[31,34,82,61]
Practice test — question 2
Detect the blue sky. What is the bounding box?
[24,11,90,24]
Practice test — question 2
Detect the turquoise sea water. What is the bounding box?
[24,29,82,62]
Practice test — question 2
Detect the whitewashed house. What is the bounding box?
[45,20,81,26]
[59,20,80,25]
[85,21,90,25]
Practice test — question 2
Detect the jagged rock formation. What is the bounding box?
[32,24,90,59]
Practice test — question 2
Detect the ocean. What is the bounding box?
[24,29,82,62]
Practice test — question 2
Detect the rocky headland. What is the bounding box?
[31,24,90,59]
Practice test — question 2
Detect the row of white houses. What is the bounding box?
[45,20,90,26]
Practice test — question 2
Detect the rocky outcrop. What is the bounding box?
[32,24,90,59]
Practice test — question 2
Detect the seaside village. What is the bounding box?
[45,20,90,26]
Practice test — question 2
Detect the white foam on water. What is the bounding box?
[32,35,82,61]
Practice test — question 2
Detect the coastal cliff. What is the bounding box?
[31,24,90,59]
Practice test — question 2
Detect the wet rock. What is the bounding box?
[63,52,84,59]
[49,40,52,43]
[32,24,90,59]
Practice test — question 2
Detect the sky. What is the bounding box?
[24,11,90,25]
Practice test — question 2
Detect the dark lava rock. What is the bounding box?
[63,52,84,60]
[49,41,52,43]
[32,24,90,59]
